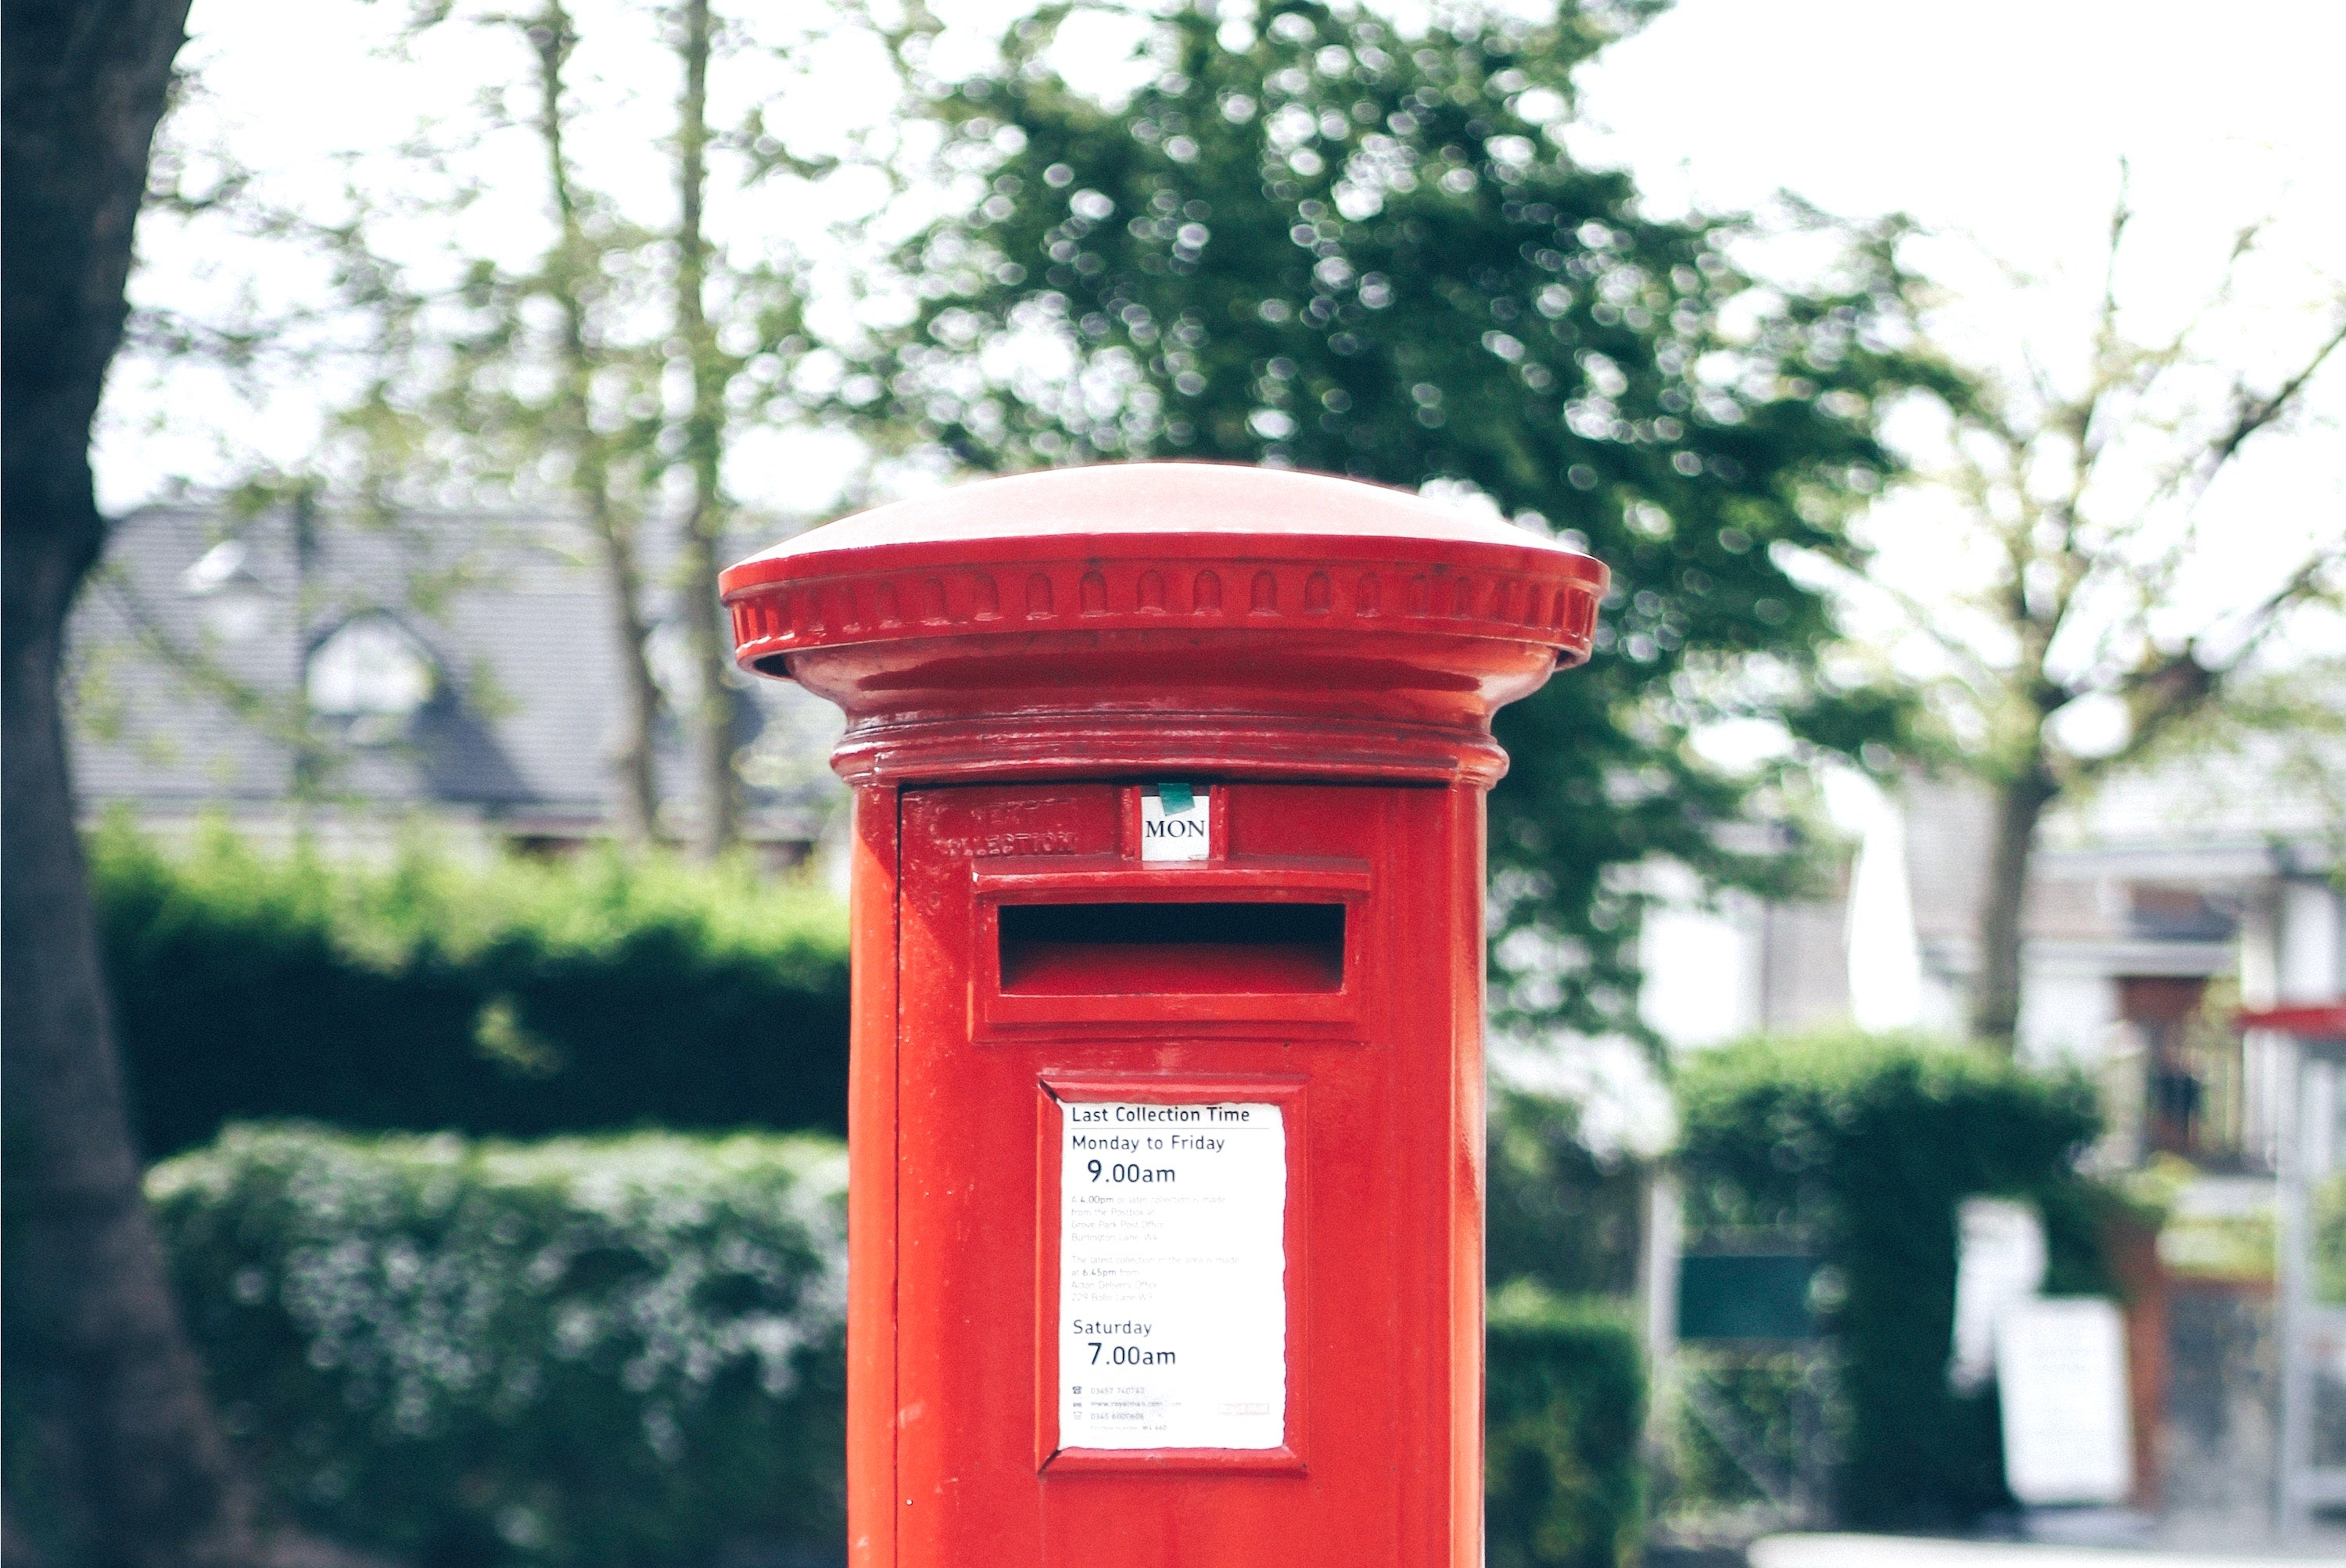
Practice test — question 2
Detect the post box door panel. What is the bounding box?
[894,780,1475,1567]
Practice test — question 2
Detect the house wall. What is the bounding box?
[2016,960,2120,1071]
[1640,882,1853,1051]
[2276,879,2344,1003]
[1639,894,1762,1049]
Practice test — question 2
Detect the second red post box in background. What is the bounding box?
[722,463,1607,1567]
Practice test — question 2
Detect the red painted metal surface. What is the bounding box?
[723,463,1605,1568]
[2239,1003,2346,1040]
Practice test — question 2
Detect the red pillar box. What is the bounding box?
[722,464,1606,1567]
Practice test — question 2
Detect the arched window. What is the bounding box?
[307,614,438,740]
[181,537,271,643]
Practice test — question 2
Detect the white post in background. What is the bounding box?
[2278,881,2344,1004]
[1641,1171,1681,1441]
[2272,872,2346,1535]
[1841,773,1922,1035]
[2276,1047,2327,1536]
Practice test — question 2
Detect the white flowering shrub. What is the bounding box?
[148,1125,848,1566]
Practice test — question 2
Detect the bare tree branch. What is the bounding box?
[1885,173,2342,1048]
[2195,314,2346,490]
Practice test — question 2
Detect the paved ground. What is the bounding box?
[1752,1535,2346,1567]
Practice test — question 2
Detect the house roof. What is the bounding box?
[1898,727,2341,976]
[67,504,845,839]
[2040,725,2346,874]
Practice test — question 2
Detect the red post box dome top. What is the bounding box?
[721,462,1607,787]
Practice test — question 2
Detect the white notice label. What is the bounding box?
[1139,789,1210,862]
[1996,1297,2133,1505]
[1059,1100,1285,1449]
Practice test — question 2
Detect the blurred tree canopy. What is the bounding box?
[125,0,894,856]
[1486,1086,1644,1299]
[117,0,1956,1037]
[863,0,1937,1037]
[1821,173,2346,1050]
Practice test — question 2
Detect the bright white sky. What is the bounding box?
[1577,0,2346,283]
[1579,0,2346,658]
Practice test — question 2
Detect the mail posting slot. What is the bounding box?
[721,463,1606,1567]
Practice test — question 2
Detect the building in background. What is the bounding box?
[1905,753,2342,1172]
[1639,739,2343,1535]
[1636,855,1857,1050]
[1642,752,2343,1166]
[67,505,847,859]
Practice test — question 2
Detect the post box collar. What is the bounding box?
[723,463,1605,658]
[719,463,1609,788]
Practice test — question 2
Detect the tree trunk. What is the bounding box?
[1970,764,2058,1053]
[587,500,665,844]
[531,2,663,845]
[5,516,264,1568]
[1,5,266,1560]
[673,0,740,859]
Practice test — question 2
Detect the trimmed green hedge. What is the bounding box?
[152,1126,1644,1566]
[148,1125,848,1567]
[1675,1031,2102,1530]
[1485,1284,1646,1568]
[92,825,852,1156]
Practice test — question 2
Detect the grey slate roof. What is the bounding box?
[1899,722,2343,979]
[67,504,845,840]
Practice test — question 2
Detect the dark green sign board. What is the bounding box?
[1677,1253,1820,1342]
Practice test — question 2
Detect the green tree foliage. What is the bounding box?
[1486,1086,1645,1298]
[866,1,1928,1033]
[368,0,848,855]
[1675,1031,2103,1529]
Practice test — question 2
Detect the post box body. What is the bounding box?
[723,465,1605,1568]
[887,777,1481,1563]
